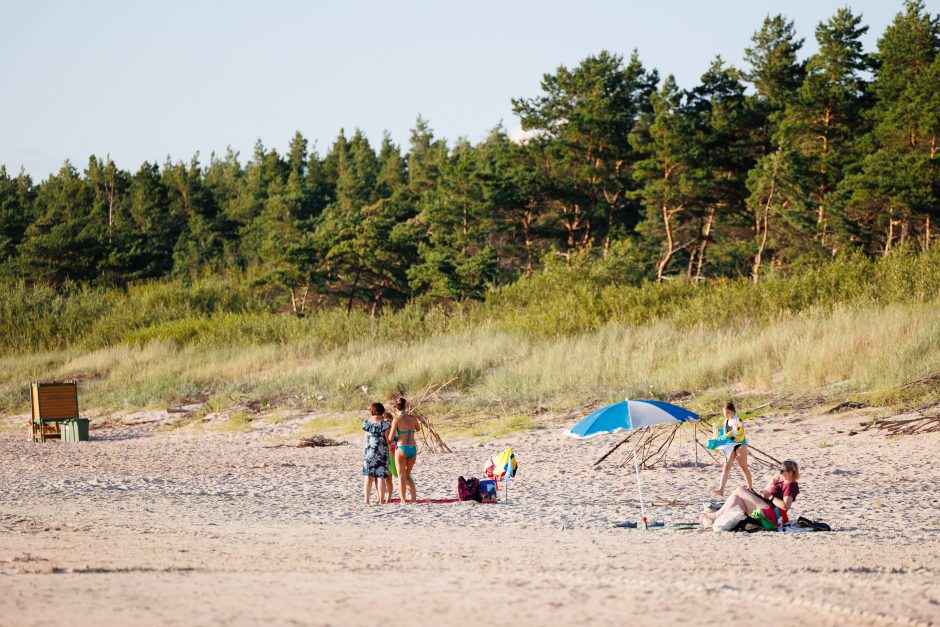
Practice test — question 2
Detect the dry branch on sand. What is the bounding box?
[860,414,940,436]
[298,435,347,447]
[899,369,940,390]
[265,434,348,448]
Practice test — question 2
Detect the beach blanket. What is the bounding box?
[385,498,463,505]
[614,521,703,531]
[734,514,831,533]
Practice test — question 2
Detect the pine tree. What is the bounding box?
[745,14,806,115]
[841,0,940,252]
[288,131,308,178]
[477,128,543,278]
[18,162,99,283]
[407,141,498,301]
[778,8,871,249]
[119,162,178,280]
[406,116,446,198]
[86,156,131,282]
[743,14,817,279]
[513,50,658,258]
[631,76,708,281]
[376,132,407,200]
[164,156,222,278]
[314,129,406,312]
[745,144,812,282]
[684,58,758,279]
[0,167,35,275]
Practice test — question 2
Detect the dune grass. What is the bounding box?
[2,300,934,427]
[214,410,255,433]
[1,250,938,431]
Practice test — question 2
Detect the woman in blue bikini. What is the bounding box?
[387,397,420,504]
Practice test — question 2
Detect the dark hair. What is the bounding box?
[369,402,385,416]
[724,402,736,413]
[396,397,407,411]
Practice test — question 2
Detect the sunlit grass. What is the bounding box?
[457,414,543,440]
[299,413,362,438]
[2,249,939,441]
[213,410,255,433]
[4,299,936,440]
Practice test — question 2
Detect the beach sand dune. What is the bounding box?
[1,408,938,626]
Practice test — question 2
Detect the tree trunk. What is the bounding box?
[104,161,117,246]
[561,203,583,264]
[694,207,715,282]
[752,155,781,284]
[521,209,535,277]
[602,186,622,260]
[656,204,676,282]
[752,182,774,284]
[885,214,896,255]
[817,107,832,243]
[345,269,362,316]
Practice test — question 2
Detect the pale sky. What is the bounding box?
[1,0,933,181]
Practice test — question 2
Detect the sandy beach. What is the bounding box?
[1,405,938,626]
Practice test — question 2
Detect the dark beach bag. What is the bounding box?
[796,515,832,531]
[458,476,481,502]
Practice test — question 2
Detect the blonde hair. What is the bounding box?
[781,459,800,481]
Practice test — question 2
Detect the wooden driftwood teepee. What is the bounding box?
[389,379,453,454]
[592,396,788,471]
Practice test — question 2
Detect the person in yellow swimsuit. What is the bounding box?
[712,402,753,497]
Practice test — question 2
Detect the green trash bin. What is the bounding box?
[61,418,90,442]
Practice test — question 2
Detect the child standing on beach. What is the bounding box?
[362,402,391,505]
[710,401,753,497]
[384,410,397,502]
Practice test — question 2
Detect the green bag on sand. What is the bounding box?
[388,443,398,478]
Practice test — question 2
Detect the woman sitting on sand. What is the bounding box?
[388,397,420,504]
[701,460,800,529]
[710,402,753,497]
[362,402,392,505]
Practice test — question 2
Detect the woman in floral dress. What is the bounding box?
[363,402,391,504]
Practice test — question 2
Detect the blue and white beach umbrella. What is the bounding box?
[565,399,699,528]
[565,399,699,439]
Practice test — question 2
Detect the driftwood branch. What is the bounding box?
[693,432,723,466]
[263,434,348,448]
[641,424,681,468]
[593,431,638,466]
[592,393,796,469]
[391,379,455,454]
[860,415,940,436]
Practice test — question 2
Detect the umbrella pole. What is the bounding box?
[632,445,648,530]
